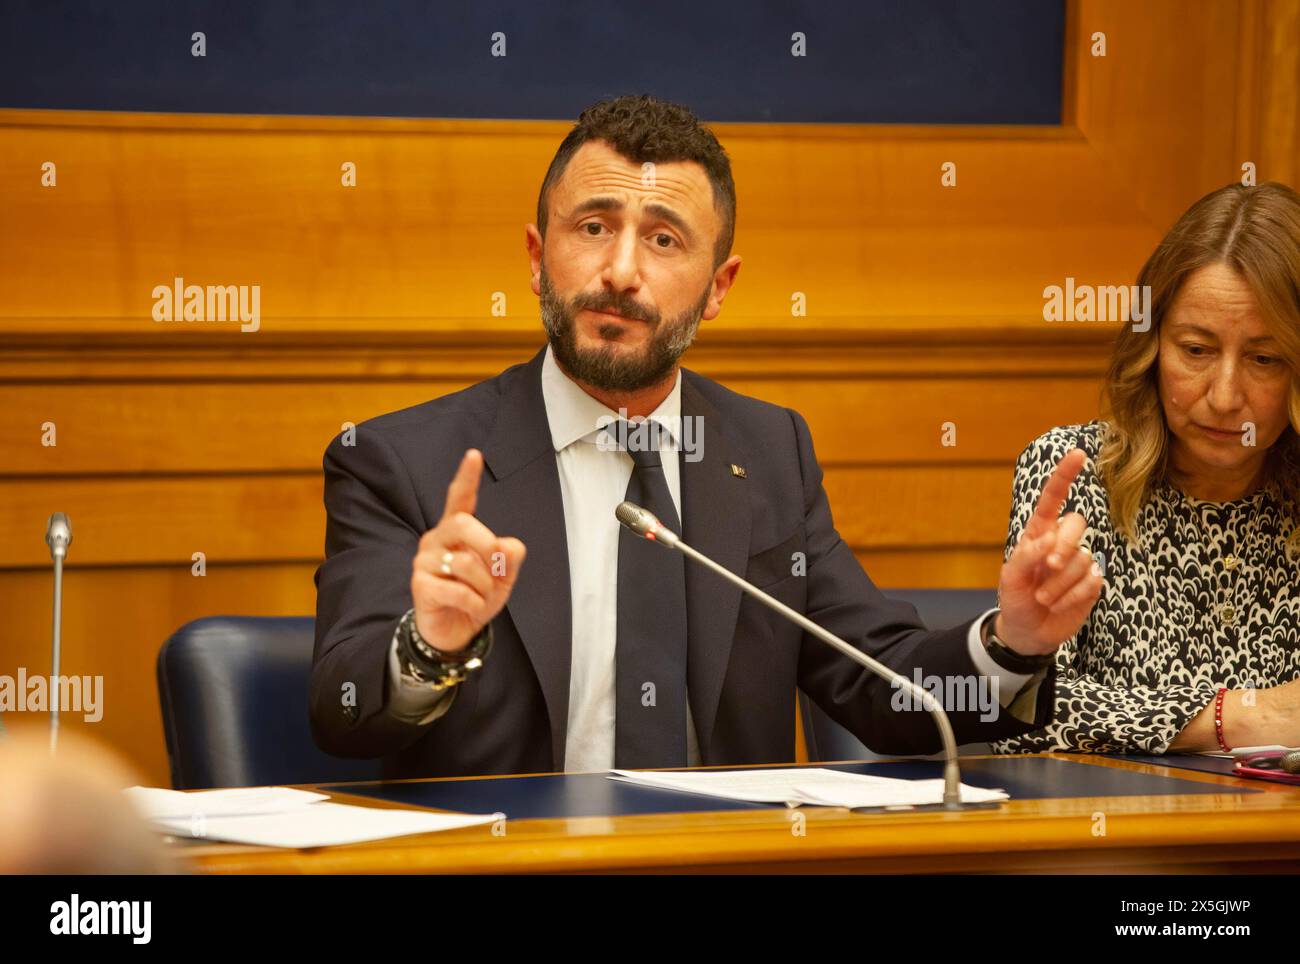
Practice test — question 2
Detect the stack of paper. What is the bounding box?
[123,785,502,848]
[609,767,1008,809]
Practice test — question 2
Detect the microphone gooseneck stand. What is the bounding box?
[615,500,969,810]
[45,512,72,754]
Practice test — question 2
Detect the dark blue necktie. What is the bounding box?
[611,420,688,768]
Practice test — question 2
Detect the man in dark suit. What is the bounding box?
[310,95,1102,778]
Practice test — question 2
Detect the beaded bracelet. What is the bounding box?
[1214,687,1231,753]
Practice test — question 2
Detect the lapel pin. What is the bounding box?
[730,463,747,478]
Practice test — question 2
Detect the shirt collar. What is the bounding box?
[541,343,682,452]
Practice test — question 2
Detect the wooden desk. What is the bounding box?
[181,754,1300,874]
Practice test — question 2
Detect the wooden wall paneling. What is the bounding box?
[2,0,1292,782]
[0,564,320,787]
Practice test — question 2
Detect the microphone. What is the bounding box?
[616,500,971,810]
[614,501,680,548]
[46,512,72,560]
[45,513,72,753]
[1283,751,1300,775]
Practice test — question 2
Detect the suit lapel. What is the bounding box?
[479,347,572,771]
[679,373,751,761]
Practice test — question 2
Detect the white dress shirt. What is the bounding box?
[538,344,701,772]
[386,345,1035,765]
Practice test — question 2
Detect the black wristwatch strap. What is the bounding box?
[981,612,1055,674]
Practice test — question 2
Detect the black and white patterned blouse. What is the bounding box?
[990,420,1300,755]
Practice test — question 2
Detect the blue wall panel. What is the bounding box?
[0,1,1064,124]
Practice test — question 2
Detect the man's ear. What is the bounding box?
[525,224,544,296]
[701,254,742,321]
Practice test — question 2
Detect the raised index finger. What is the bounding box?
[1024,448,1085,540]
[442,449,484,520]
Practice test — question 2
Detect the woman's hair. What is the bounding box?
[1096,180,1300,556]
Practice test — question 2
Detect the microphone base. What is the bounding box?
[847,800,1004,815]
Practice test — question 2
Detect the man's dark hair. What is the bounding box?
[536,94,736,269]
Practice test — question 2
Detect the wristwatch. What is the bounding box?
[980,611,1054,674]
[397,608,493,689]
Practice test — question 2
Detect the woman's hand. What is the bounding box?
[1171,680,1300,752]
[995,448,1104,656]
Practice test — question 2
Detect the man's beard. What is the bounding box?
[539,267,711,393]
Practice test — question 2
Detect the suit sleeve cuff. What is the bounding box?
[966,608,1033,705]
[387,624,456,725]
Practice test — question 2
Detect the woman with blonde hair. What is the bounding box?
[993,181,1300,755]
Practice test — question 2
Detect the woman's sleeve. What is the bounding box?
[989,650,1217,754]
[987,431,1217,755]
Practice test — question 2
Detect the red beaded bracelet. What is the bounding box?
[1214,687,1231,753]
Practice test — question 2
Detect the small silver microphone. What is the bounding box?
[1283,750,1300,775]
[615,500,680,547]
[44,512,72,753]
[46,512,72,560]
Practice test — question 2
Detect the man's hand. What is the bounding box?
[411,449,526,652]
[995,448,1102,656]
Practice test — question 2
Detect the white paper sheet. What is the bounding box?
[153,802,502,848]
[124,785,330,820]
[609,767,1008,808]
